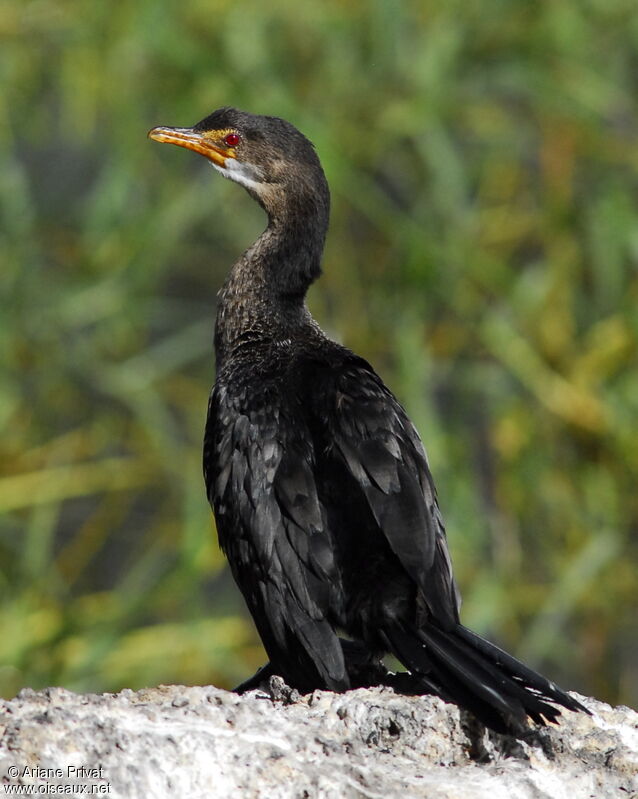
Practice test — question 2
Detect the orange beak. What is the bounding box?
[147,126,232,167]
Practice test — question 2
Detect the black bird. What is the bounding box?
[148,108,586,735]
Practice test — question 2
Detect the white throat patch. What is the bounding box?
[212,159,263,192]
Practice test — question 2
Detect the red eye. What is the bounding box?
[224,133,241,147]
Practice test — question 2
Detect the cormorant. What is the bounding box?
[148,108,587,735]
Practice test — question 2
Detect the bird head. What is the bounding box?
[148,107,328,219]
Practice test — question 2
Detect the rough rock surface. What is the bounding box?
[0,682,636,798]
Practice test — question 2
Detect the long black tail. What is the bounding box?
[382,623,588,735]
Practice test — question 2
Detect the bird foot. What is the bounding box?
[265,675,301,704]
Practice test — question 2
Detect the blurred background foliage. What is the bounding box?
[1,0,637,707]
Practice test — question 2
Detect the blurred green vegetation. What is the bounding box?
[1,0,637,707]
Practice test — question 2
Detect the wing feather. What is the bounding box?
[306,353,461,628]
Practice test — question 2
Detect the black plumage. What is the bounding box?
[149,108,587,735]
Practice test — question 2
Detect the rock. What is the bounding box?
[0,684,636,798]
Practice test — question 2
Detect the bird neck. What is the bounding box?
[260,189,329,294]
[214,195,329,362]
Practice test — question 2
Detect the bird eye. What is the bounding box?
[224,133,241,147]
